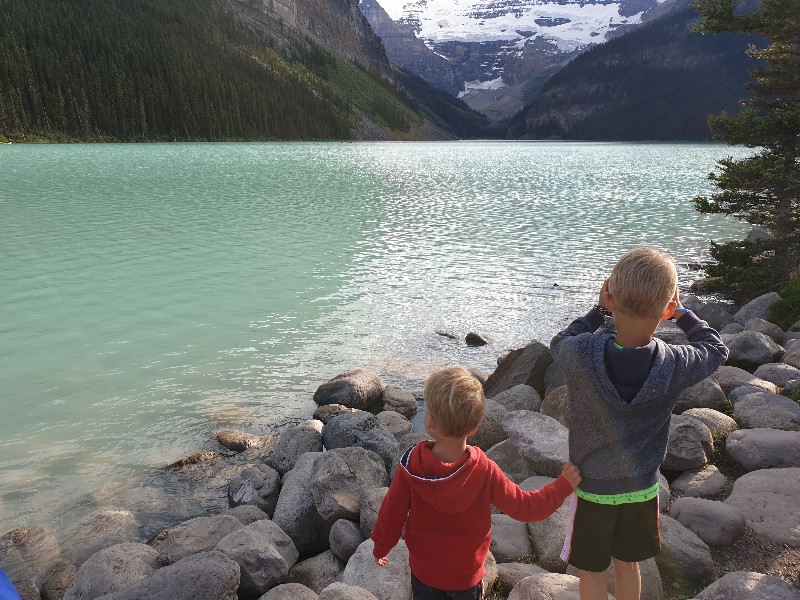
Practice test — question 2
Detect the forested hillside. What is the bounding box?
[0,0,487,141]
[508,3,758,140]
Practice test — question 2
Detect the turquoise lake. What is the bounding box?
[0,141,748,532]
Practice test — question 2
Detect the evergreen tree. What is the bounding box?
[692,0,800,298]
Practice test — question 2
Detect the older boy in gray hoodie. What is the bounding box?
[551,247,728,600]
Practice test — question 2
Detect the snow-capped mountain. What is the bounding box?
[363,0,683,119]
[382,0,672,50]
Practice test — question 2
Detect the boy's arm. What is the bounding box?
[370,468,411,561]
[550,307,606,362]
[489,461,575,522]
[551,277,610,362]
[671,311,729,385]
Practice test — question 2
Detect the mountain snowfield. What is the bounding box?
[376,0,671,53]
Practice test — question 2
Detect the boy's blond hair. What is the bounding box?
[608,247,677,319]
[424,367,485,438]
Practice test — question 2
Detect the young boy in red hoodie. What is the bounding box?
[371,367,581,599]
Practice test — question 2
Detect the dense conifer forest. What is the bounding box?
[0,0,487,141]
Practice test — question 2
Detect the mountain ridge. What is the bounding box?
[507,3,758,140]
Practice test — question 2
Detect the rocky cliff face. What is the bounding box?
[359,0,461,95]
[225,0,392,80]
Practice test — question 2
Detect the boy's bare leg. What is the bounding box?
[579,569,609,600]
[612,559,641,600]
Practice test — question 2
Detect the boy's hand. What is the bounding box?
[375,556,388,567]
[598,279,611,310]
[561,462,581,489]
[672,285,683,309]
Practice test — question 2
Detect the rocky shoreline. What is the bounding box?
[2,292,800,600]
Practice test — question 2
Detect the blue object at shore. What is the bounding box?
[0,569,21,600]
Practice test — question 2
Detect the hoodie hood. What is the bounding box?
[398,442,489,513]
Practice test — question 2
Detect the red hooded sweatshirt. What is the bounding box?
[371,441,573,591]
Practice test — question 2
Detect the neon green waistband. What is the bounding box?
[575,483,659,505]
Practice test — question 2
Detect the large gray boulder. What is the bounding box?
[486,439,540,484]
[0,527,62,585]
[663,414,713,471]
[287,550,344,594]
[504,411,568,478]
[727,331,784,370]
[485,341,553,400]
[228,463,281,517]
[215,430,270,453]
[272,452,332,557]
[162,514,243,565]
[543,363,566,398]
[508,572,613,600]
[41,562,77,600]
[786,338,800,353]
[329,519,365,563]
[695,570,800,599]
[681,408,738,441]
[713,366,778,394]
[656,515,714,581]
[319,582,379,600]
[674,378,727,413]
[496,563,548,595]
[107,551,240,600]
[720,322,745,335]
[377,411,412,437]
[312,447,389,523]
[540,386,570,428]
[696,302,735,331]
[670,497,745,546]
[59,509,140,566]
[341,539,411,600]
[744,318,785,343]
[313,404,359,425]
[223,505,270,526]
[266,420,324,475]
[468,398,509,450]
[659,472,670,513]
[381,385,418,419]
[725,467,800,545]
[322,412,398,471]
[733,292,782,325]
[215,519,299,597]
[783,350,800,370]
[670,465,730,499]
[754,362,800,388]
[729,385,768,400]
[566,558,663,600]
[490,514,532,563]
[493,385,542,413]
[733,391,800,430]
[520,477,567,573]
[726,428,800,471]
[314,370,384,410]
[260,583,319,600]
[359,487,388,539]
[63,543,159,600]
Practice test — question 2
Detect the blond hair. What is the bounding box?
[608,247,677,319]
[424,367,485,438]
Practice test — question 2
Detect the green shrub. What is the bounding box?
[769,275,800,331]
[703,240,782,305]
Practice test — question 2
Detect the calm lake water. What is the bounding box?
[0,141,748,533]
